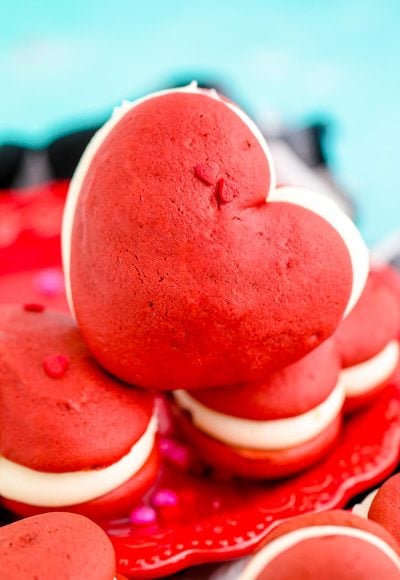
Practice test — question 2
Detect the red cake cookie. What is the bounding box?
[63,83,368,390]
[0,512,126,580]
[235,510,400,579]
[0,305,159,519]
[367,474,400,544]
[334,270,400,412]
[172,340,345,479]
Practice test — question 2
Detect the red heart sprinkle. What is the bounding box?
[217,178,239,203]
[23,303,45,313]
[194,162,219,185]
[43,354,70,378]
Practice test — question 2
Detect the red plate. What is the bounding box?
[1,182,400,579]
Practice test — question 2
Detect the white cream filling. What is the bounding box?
[268,186,369,317]
[61,82,276,316]
[173,378,345,451]
[352,489,379,518]
[0,414,157,507]
[238,525,400,579]
[341,340,399,398]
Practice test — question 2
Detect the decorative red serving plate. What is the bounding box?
[0,182,400,579]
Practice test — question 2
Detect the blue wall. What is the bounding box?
[1,0,399,245]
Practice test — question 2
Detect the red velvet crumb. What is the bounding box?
[217,178,239,203]
[194,162,219,185]
[23,303,45,313]
[43,354,70,378]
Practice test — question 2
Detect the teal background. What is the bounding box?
[1,0,399,245]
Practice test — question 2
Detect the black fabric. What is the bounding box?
[0,145,25,189]
[47,128,98,179]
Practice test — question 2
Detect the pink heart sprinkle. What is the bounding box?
[130,505,157,525]
[159,437,191,470]
[194,162,220,185]
[33,268,64,297]
[151,488,179,507]
[43,354,70,379]
[217,178,239,203]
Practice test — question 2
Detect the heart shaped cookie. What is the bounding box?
[335,270,400,412]
[367,474,400,544]
[0,512,120,580]
[172,339,344,479]
[63,84,368,390]
[0,306,159,519]
[235,510,400,579]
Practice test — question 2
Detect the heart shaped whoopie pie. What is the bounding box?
[0,306,158,520]
[236,510,400,579]
[63,85,368,390]
[0,512,123,580]
[335,270,400,412]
